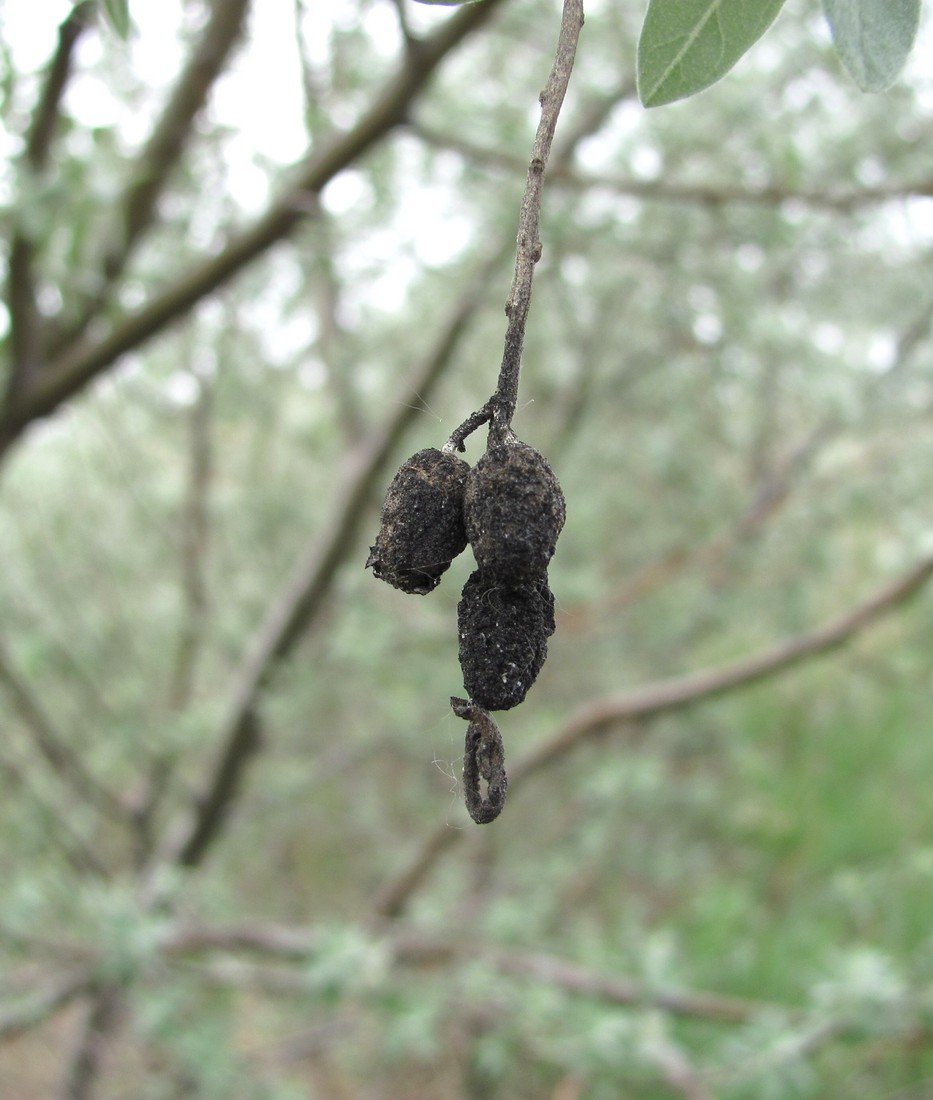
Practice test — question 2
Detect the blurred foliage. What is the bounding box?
[2,0,933,1097]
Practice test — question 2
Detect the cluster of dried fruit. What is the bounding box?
[367,439,565,711]
[367,435,564,824]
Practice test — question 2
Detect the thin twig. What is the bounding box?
[374,550,933,916]
[446,0,585,451]
[412,123,933,213]
[51,0,253,355]
[4,3,93,410]
[491,0,583,440]
[159,921,781,1025]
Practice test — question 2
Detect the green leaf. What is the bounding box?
[822,0,921,92]
[637,0,788,108]
[101,0,131,39]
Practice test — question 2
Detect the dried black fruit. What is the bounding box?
[458,569,555,711]
[464,442,565,581]
[451,696,508,824]
[366,448,469,595]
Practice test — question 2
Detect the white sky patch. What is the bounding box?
[693,313,722,345]
[865,331,897,373]
[689,286,722,345]
[630,144,662,180]
[901,198,933,248]
[322,171,373,218]
[560,255,588,286]
[813,322,845,356]
[735,242,765,272]
[62,40,118,128]
[129,0,186,78]
[4,0,309,167]
[165,371,199,407]
[211,3,307,167]
[1,0,73,69]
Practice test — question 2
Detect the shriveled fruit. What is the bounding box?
[464,441,565,582]
[366,448,469,595]
[451,696,508,824]
[457,569,555,710]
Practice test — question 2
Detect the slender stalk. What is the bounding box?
[447,0,585,451]
[491,0,584,440]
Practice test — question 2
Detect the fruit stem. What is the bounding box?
[444,0,584,455]
[492,0,584,443]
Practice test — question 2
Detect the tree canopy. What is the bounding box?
[2,1,933,1097]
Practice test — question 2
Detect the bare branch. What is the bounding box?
[144,255,503,878]
[375,551,933,916]
[159,921,780,1025]
[372,828,463,921]
[485,948,769,1025]
[24,3,94,169]
[59,986,124,1100]
[445,0,584,453]
[491,0,583,439]
[517,552,933,774]
[0,0,507,462]
[162,921,318,960]
[116,0,251,272]
[412,123,933,213]
[4,2,94,409]
[54,0,253,353]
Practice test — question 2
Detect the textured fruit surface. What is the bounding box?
[366,448,469,594]
[458,569,555,710]
[464,442,565,581]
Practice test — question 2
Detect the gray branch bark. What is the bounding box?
[375,551,933,916]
